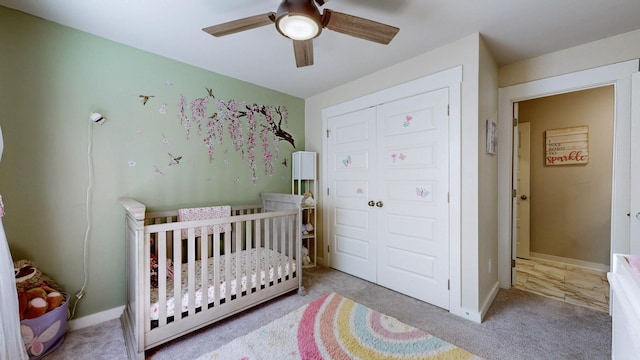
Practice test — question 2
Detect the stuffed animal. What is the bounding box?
[302,246,311,266]
[17,286,65,320]
[14,259,63,293]
[14,259,66,320]
[301,192,316,207]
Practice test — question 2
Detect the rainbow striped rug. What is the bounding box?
[196,292,483,360]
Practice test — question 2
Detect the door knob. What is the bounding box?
[376,201,383,208]
[368,200,375,207]
[520,195,528,200]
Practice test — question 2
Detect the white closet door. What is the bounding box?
[327,107,378,282]
[376,88,450,309]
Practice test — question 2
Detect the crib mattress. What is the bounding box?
[149,248,295,320]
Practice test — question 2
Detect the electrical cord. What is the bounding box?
[70,122,93,319]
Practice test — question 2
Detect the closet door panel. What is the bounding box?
[376,88,450,309]
[327,108,377,282]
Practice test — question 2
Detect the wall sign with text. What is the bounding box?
[545,126,589,165]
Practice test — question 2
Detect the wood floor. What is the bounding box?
[515,257,610,312]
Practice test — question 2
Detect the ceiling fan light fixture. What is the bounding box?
[277,14,320,40]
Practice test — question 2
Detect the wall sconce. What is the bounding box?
[89,112,106,124]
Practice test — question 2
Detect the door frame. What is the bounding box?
[632,72,640,254]
[321,66,462,312]
[497,60,639,287]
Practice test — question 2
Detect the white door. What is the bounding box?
[516,122,531,259]
[327,88,450,309]
[327,107,378,282]
[375,89,450,309]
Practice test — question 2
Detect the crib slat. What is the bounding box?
[172,229,182,321]
[187,228,196,316]
[200,225,209,311]
[224,225,232,303]
[235,221,243,299]
[288,214,294,280]
[255,219,262,292]
[158,231,167,327]
[264,218,271,289]
[274,217,280,287]
[280,216,286,281]
[213,230,221,306]
[245,220,252,294]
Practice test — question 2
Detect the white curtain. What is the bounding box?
[0,125,28,359]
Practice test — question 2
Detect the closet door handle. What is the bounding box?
[368,200,375,207]
[376,201,384,208]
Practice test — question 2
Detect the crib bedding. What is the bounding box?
[149,247,295,320]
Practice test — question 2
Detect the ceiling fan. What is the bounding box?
[202,0,399,68]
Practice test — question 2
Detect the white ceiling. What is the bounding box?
[2,0,640,98]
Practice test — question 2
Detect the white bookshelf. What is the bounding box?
[292,151,317,268]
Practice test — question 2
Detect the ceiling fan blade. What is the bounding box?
[203,12,275,37]
[293,40,314,67]
[322,9,399,45]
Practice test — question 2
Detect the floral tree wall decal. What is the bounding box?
[178,89,296,184]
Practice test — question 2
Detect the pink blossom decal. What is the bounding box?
[179,88,295,184]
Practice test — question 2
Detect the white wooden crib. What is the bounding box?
[119,193,304,360]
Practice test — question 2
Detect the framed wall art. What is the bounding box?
[545,125,589,165]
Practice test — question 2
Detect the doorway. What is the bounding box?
[512,87,614,312]
[497,60,639,297]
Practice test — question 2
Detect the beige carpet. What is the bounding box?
[42,266,611,360]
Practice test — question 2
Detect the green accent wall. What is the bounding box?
[0,6,304,318]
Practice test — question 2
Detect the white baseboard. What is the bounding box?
[480,281,501,321]
[529,252,610,272]
[67,305,124,332]
[449,281,500,323]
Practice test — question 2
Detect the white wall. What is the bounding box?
[306,33,495,318]
[500,29,640,87]
[477,38,500,311]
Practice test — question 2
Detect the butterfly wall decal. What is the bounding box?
[416,187,430,198]
[205,87,215,98]
[282,158,287,167]
[342,155,352,167]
